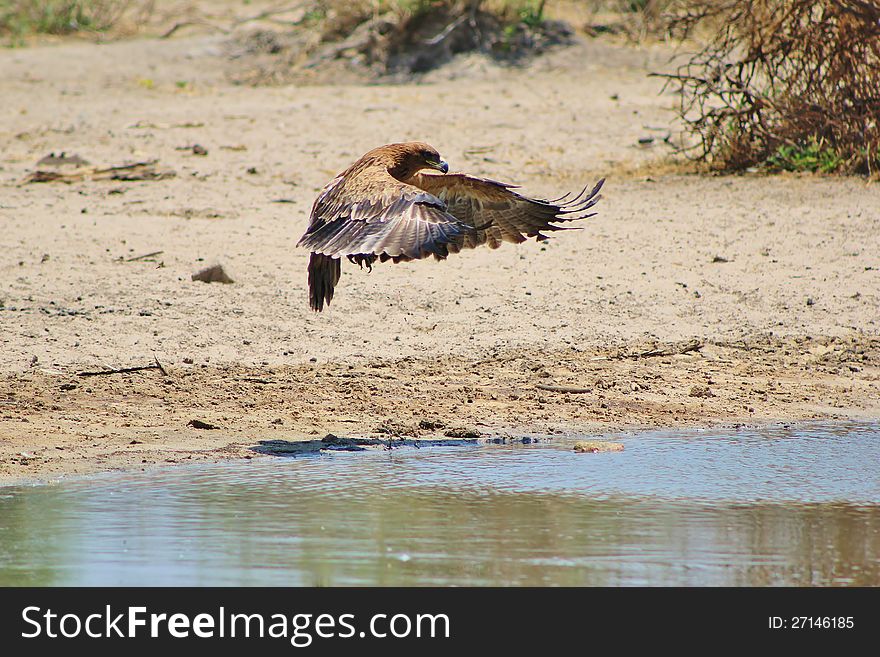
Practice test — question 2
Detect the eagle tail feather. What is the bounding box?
[308,253,341,312]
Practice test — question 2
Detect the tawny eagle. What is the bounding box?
[297,142,604,311]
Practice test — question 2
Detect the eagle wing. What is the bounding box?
[297,171,474,262]
[409,173,604,250]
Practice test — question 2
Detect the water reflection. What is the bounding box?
[1,423,878,586]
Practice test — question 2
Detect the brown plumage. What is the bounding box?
[297,141,604,311]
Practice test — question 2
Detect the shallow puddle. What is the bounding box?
[1,422,878,586]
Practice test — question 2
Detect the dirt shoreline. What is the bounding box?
[1,28,878,485]
[2,334,878,485]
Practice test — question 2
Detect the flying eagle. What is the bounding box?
[297,142,604,311]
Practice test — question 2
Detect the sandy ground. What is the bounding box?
[1,25,879,484]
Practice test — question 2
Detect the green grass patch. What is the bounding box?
[514,0,545,28]
[0,1,126,39]
[765,138,844,174]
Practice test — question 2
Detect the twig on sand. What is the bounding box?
[25,160,175,184]
[126,250,163,262]
[589,340,704,362]
[161,2,307,39]
[536,384,592,394]
[152,356,169,377]
[160,21,229,39]
[78,357,169,378]
[630,340,704,358]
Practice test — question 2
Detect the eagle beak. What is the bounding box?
[428,159,449,174]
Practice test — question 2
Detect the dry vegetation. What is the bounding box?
[10,1,875,175]
[656,0,880,175]
[226,0,576,83]
[578,0,673,39]
[0,0,134,38]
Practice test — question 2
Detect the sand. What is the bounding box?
[1,24,878,484]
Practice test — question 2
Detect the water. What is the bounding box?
[1,422,879,586]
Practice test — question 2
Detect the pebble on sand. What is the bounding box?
[689,384,715,398]
[191,264,234,284]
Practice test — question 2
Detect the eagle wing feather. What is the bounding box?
[409,173,604,249]
[297,171,473,260]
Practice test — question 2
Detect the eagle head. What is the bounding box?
[377,141,449,181]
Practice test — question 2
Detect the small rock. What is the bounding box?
[191,264,234,284]
[418,419,445,430]
[188,419,219,430]
[711,255,729,263]
[573,441,624,453]
[806,297,815,306]
[689,384,714,398]
[192,144,208,156]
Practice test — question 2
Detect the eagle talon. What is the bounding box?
[347,254,376,271]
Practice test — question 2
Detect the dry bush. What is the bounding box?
[229,0,574,84]
[656,0,880,175]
